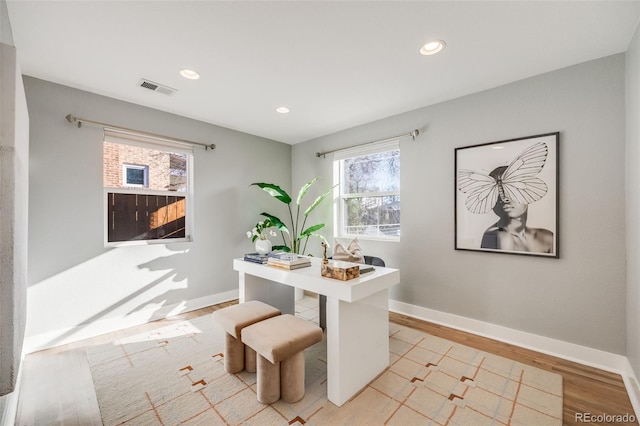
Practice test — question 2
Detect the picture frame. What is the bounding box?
[455,132,559,258]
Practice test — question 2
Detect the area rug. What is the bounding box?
[86,314,562,425]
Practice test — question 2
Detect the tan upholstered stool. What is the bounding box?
[242,314,323,404]
[212,301,281,374]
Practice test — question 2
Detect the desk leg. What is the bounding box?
[325,289,389,406]
[238,271,295,315]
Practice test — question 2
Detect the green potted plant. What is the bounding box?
[246,218,278,254]
[250,177,332,255]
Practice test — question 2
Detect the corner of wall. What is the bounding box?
[627,16,640,397]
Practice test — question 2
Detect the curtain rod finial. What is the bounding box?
[65,114,82,128]
[410,129,420,140]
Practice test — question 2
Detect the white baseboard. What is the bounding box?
[389,299,639,417]
[622,358,640,420]
[24,289,239,354]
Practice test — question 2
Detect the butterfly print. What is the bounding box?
[457,141,548,214]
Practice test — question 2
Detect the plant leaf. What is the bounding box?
[310,233,329,245]
[251,183,292,204]
[259,213,290,234]
[304,186,335,216]
[299,223,325,238]
[272,245,291,252]
[296,177,319,206]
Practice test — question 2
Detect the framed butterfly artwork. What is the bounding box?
[455,132,559,258]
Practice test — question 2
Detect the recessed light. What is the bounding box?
[492,146,504,150]
[420,40,446,56]
[180,69,200,80]
[276,107,290,114]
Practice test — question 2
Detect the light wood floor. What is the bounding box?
[15,299,638,426]
[389,312,638,426]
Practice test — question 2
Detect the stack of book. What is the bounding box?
[243,252,270,264]
[267,253,311,270]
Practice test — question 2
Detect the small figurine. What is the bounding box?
[321,242,329,264]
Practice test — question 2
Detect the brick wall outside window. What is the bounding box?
[103,142,186,191]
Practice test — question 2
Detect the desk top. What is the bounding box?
[233,257,399,303]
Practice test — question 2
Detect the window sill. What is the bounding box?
[105,237,192,248]
[335,234,400,243]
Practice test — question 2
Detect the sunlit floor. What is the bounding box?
[14,293,638,426]
[14,293,322,426]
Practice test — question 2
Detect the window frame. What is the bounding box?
[122,163,149,188]
[333,139,400,242]
[103,127,194,247]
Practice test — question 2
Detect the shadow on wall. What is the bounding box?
[133,248,192,316]
[36,246,192,350]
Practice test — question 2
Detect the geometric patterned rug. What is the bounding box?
[86,307,562,425]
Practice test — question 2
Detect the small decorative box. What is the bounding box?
[321,260,360,281]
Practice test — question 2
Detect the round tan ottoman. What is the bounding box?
[242,314,323,404]
[212,301,281,374]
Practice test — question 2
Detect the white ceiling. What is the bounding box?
[6,1,640,144]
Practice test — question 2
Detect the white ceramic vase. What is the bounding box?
[255,239,272,255]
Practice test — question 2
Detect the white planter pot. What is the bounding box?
[254,239,272,255]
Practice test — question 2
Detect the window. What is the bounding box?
[333,139,400,240]
[123,164,149,188]
[103,128,193,244]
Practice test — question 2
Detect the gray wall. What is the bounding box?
[293,54,627,354]
[627,23,640,385]
[0,0,12,46]
[24,77,291,349]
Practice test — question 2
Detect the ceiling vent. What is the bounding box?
[137,78,177,96]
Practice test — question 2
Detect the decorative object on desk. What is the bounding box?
[321,259,360,281]
[319,253,385,329]
[332,238,364,263]
[267,252,311,270]
[250,177,333,255]
[321,242,329,264]
[254,239,272,255]
[246,218,278,255]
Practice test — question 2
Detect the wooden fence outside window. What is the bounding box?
[107,192,186,242]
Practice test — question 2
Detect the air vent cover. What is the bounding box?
[137,79,177,96]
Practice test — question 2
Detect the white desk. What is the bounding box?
[233,257,400,406]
